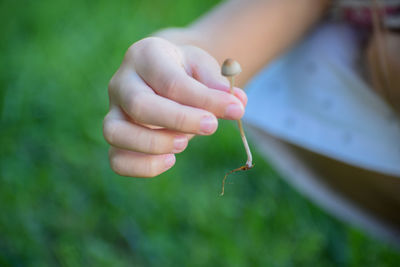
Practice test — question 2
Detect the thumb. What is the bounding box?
[181,45,248,107]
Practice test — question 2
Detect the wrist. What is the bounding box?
[152,27,204,47]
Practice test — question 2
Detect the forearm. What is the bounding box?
[155,0,331,85]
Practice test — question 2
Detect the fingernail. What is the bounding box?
[199,116,218,134]
[224,103,244,119]
[164,154,176,169]
[172,136,188,153]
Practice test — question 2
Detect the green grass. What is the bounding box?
[1,0,400,266]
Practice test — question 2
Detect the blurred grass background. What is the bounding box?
[1,0,400,266]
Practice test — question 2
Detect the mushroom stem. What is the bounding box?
[229,76,235,94]
[237,119,253,168]
[220,59,254,196]
[228,76,253,168]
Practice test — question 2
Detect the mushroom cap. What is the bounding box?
[221,58,242,77]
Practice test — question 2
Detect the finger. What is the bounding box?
[182,45,248,107]
[117,73,218,135]
[109,147,175,178]
[104,109,189,154]
[133,38,244,120]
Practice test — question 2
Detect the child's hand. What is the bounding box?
[103,37,247,177]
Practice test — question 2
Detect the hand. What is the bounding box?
[103,37,247,177]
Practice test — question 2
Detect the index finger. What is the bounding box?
[133,38,245,120]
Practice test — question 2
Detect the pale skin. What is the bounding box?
[103,0,331,178]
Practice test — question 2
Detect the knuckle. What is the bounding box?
[103,116,117,145]
[128,37,160,59]
[125,42,139,61]
[108,78,114,95]
[109,152,125,176]
[136,37,160,48]
[146,134,160,154]
[141,130,172,154]
[162,75,179,99]
[200,95,212,110]
[127,92,147,122]
[126,42,137,57]
[145,157,161,178]
[174,111,188,131]
[108,73,119,97]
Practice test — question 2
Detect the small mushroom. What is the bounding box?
[221,58,242,77]
[219,58,253,196]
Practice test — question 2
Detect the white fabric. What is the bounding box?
[243,22,400,177]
